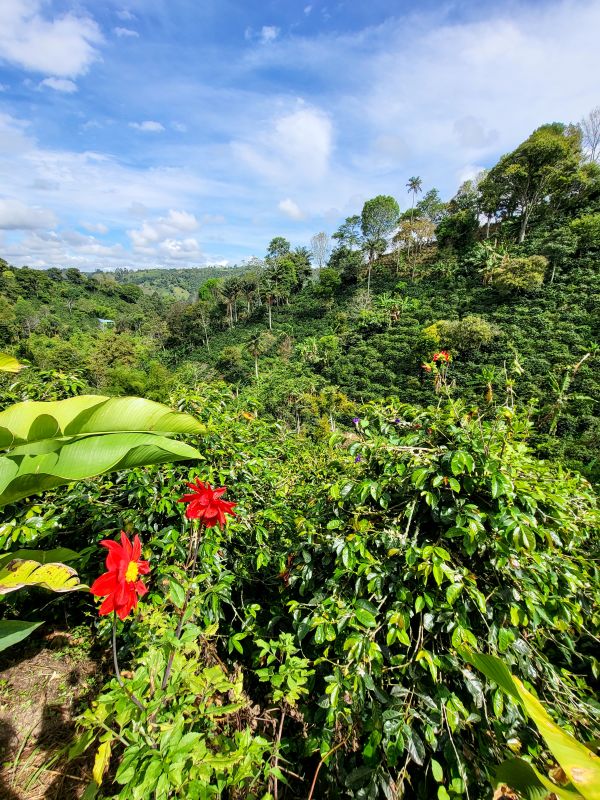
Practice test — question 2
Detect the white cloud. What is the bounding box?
[245,25,281,44]
[116,10,136,21]
[278,198,305,220]
[232,103,333,185]
[39,77,77,93]
[114,27,139,38]
[5,229,125,267]
[260,26,280,44]
[128,209,200,249]
[172,122,188,133]
[0,198,57,230]
[82,221,109,234]
[129,120,165,132]
[157,237,204,261]
[0,0,102,77]
[363,2,600,178]
[304,6,313,15]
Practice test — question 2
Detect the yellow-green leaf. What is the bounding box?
[0,353,25,373]
[496,757,583,800]
[92,740,112,786]
[463,650,600,799]
[0,559,85,595]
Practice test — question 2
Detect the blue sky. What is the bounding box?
[0,0,598,270]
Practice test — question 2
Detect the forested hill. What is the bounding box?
[100,264,248,301]
[0,118,599,482]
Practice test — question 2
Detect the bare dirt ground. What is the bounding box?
[0,629,100,800]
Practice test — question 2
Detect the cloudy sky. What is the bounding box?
[0,0,598,270]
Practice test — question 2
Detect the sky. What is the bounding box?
[0,0,599,271]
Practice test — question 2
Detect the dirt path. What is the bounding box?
[0,630,99,800]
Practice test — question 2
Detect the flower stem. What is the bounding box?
[161,521,203,691]
[112,612,145,712]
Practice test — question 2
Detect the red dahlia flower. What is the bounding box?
[90,532,150,620]
[178,478,237,527]
[433,350,451,362]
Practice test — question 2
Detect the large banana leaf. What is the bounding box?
[0,620,43,652]
[0,431,202,506]
[0,547,79,570]
[0,558,85,594]
[0,353,25,373]
[463,650,600,800]
[496,758,583,800]
[0,395,204,449]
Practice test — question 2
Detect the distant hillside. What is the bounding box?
[100,265,248,301]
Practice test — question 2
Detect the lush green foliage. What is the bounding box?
[1,114,600,799]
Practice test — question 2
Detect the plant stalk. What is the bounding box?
[111,613,145,712]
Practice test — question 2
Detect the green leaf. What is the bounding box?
[0,395,203,506]
[463,651,600,799]
[411,468,429,488]
[498,627,515,653]
[0,558,85,595]
[354,601,377,628]
[169,579,186,608]
[0,352,25,373]
[496,758,583,800]
[0,395,204,449]
[0,547,79,570]
[446,583,463,606]
[0,432,201,507]
[450,452,464,476]
[431,758,444,783]
[0,619,43,652]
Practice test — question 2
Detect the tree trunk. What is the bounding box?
[518,211,529,243]
[255,355,259,382]
[268,301,272,330]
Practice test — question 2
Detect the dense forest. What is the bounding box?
[0,115,599,800]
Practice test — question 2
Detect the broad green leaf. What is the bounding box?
[463,651,600,799]
[450,451,464,476]
[0,395,205,449]
[0,432,201,506]
[0,352,25,373]
[0,558,85,594]
[496,758,583,800]
[0,547,79,570]
[446,583,463,606]
[0,619,43,652]
[431,758,443,783]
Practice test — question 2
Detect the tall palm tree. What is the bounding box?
[407,176,423,217]
[406,176,423,267]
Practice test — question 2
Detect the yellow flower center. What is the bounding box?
[125,561,139,583]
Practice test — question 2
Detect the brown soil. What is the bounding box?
[0,630,100,800]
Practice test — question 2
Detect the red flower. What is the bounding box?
[433,350,451,363]
[90,532,150,620]
[178,479,237,527]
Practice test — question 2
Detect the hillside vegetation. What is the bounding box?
[0,115,599,800]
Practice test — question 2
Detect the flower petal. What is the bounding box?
[90,571,118,597]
